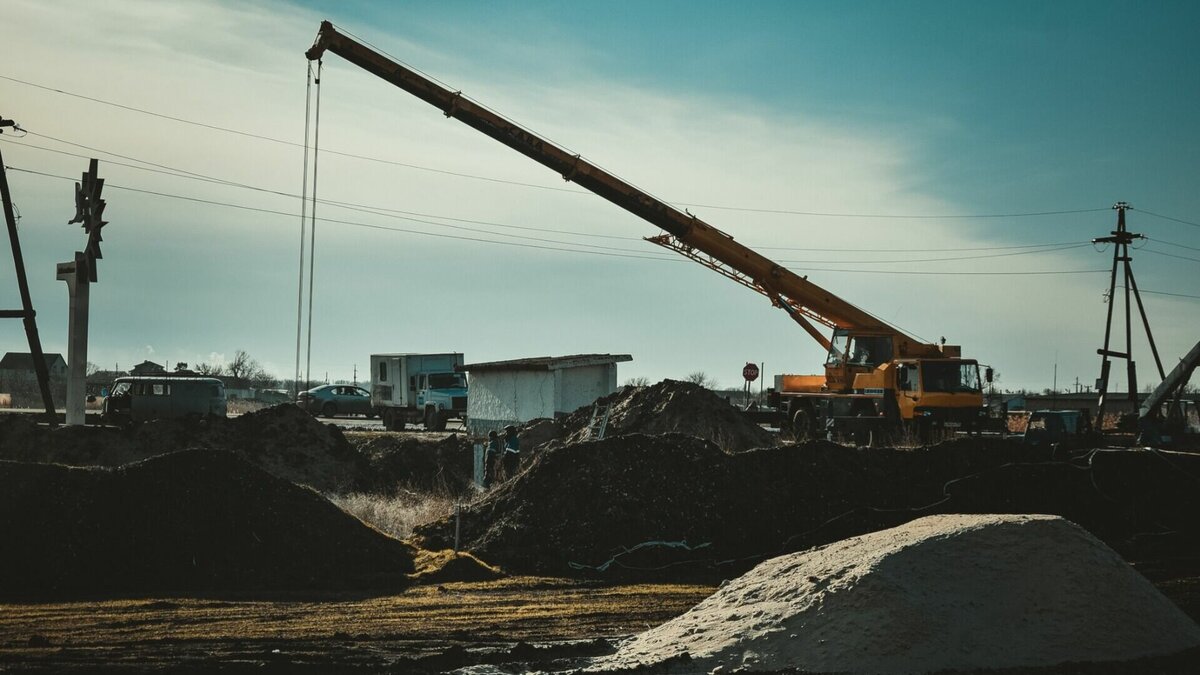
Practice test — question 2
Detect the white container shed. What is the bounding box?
[460,353,632,436]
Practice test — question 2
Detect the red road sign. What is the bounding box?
[742,362,760,382]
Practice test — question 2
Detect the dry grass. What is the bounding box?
[0,578,716,666]
[327,489,456,539]
[226,399,268,415]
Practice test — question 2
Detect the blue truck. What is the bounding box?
[369,353,467,431]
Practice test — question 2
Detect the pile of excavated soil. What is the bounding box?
[598,515,1200,674]
[531,379,777,453]
[0,448,416,596]
[350,432,474,493]
[0,405,366,493]
[415,435,1200,579]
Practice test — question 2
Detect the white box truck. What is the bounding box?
[370,353,467,431]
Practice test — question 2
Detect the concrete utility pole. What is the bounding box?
[57,159,107,426]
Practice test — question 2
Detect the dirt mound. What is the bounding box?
[0,448,416,596]
[415,435,1200,580]
[0,405,366,493]
[351,432,474,493]
[533,379,777,453]
[599,515,1200,674]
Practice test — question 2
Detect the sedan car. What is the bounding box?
[296,384,375,418]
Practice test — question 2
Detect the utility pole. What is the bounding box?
[1094,202,1165,428]
[0,116,56,422]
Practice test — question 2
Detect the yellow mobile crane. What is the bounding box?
[306,21,990,442]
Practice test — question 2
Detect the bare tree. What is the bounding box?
[225,349,276,389]
[624,376,650,387]
[195,362,224,376]
[86,361,101,378]
[686,371,717,389]
[226,350,253,383]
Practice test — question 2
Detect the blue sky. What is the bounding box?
[1,0,1197,392]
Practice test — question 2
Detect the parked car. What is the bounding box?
[297,384,375,418]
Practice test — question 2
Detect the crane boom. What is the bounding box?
[306,21,934,355]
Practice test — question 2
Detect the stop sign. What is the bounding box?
[742,362,760,382]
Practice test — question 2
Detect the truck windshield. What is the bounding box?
[920,362,981,393]
[428,373,465,389]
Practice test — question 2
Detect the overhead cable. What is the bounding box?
[2,74,1116,220]
[0,139,1106,263]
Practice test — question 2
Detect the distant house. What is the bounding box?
[459,353,632,435]
[0,352,68,385]
[0,352,68,405]
[130,360,167,376]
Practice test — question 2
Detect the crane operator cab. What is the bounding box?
[827,332,892,367]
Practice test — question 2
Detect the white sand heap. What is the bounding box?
[596,514,1200,674]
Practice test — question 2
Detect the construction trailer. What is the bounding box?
[459,354,632,436]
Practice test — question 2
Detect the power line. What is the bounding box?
[3,74,1114,221]
[794,267,1108,276]
[1141,247,1200,264]
[7,164,1119,278]
[0,142,680,258]
[775,243,1090,265]
[678,203,1110,219]
[761,241,1084,252]
[1149,237,1200,252]
[1139,289,1200,300]
[1,138,1103,264]
[4,166,677,262]
[1139,208,1200,229]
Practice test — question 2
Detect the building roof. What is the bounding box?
[459,353,632,372]
[0,352,66,370]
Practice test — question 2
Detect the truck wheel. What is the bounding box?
[425,408,446,432]
[853,426,873,448]
[321,402,337,418]
[790,408,813,441]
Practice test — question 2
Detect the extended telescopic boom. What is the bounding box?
[307,21,932,354]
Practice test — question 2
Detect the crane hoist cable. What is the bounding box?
[294,61,314,398]
[305,59,323,392]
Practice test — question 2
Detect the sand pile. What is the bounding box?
[415,436,1200,579]
[0,448,416,596]
[599,514,1200,674]
[0,405,366,492]
[535,379,777,453]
